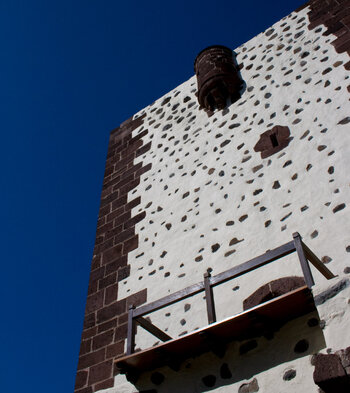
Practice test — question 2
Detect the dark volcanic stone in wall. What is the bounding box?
[336,346,350,380]
[194,45,243,111]
[202,374,216,387]
[220,363,232,379]
[150,372,165,385]
[74,115,151,393]
[283,369,296,381]
[313,353,350,392]
[243,276,305,310]
[314,279,349,305]
[294,339,309,353]
[254,125,292,158]
[307,0,350,75]
[238,378,259,393]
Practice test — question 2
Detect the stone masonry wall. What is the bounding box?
[75,116,151,393]
[307,0,350,77]
[76,1,350,392]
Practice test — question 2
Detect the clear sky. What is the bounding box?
[0,0,305,391]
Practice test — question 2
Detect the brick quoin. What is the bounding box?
[74,114,151,393]
[306,0,350,77]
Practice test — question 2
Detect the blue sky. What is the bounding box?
[0,1,304,391]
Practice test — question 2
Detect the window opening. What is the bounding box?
[270,133,279,147]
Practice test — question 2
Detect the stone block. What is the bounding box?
[313,354,350,392]
[243,276,305,310]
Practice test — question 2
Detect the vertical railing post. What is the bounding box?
[204,269,217,324]
[126,304,135,355]
[293,232,315,288]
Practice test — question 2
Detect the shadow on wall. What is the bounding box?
[134,311,326,393]
[233,50,247,102]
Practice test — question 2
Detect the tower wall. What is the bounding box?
[75,1,350,392]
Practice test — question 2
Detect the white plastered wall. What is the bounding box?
[102,5,350,393]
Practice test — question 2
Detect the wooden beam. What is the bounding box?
[204,269,217,324]
[302,241,336,279]
[127,305,136,355]
[211,240,296,287]
[135,316,172,342]
[134,282,205,318]
[293,232,314,288]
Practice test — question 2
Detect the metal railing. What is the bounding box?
[126,232,335,355]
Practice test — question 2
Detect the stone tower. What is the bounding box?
[75,1,350,392]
